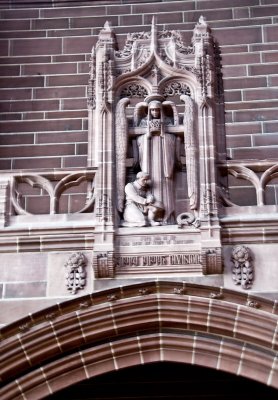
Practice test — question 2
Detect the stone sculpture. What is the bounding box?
[231,245,254,289]
[122,171,163,227]
[116,94,197,226]
[88,16,225,276]
[135,98,177,224]
[64,252,86,294]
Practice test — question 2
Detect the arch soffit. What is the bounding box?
[1,281,277,399]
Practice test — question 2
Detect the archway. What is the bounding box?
[49,362,278,399]
[1,281,277,399]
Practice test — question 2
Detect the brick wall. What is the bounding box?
[0,3,277,396]
[0,0,277,172]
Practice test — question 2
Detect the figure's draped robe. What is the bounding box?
[137,131,176,224]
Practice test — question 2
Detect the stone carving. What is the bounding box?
[134,98,177,224]
[173,287,185,295]
[79,301,90,309]
[45,312,57,321]
[116,94,198,226]
[65,252,87,295]
[87,17,225,276]
[19,323,31,333]
[10,171,95,216]
[88,47,96,109]
[209,292,223,299]
[151,65,162,85]
[181,94,198,210]
[158,29,194,55]
[94,252,114,278]
[218,163,278,207]
[193,16,213,103]
[162,81,191,98]
[120,84,148,98]
[202,248,222,275]
[138,288,150,295]
[115,31,151,58]
[231,245,254,289]
[107,294,118,301]
[246,300,260,308]
[122,171,163,227]
[95,193,112,223]
[115,252,201,268]
[176,212,200,228]
[200,187,218,217]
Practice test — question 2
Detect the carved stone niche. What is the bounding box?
[88,17,226,279]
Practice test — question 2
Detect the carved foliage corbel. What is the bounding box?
[231,245,254,290]
[65,252,87,295]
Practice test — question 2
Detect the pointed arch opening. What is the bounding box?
[1,281,277,399]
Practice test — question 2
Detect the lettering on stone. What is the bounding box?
[115,253,201,268]
[116,235,194,247]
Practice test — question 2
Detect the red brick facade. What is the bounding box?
[0,1,277,398]
[1,0,278,178]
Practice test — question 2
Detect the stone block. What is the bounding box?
[0,252,47,282]
[5,282,46,298]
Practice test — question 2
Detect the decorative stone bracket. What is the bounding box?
[231,245,254,290]
[65,252,87,295]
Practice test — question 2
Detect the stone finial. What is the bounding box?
[192,14,212,46]
[198,15,208,26]
[98,20,117,46]
[104,20,112,31]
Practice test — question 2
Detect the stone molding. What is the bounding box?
[0,281,277,399]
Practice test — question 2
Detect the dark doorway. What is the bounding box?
[48,361,277,399]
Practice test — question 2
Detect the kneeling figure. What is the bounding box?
[122,172,164,227]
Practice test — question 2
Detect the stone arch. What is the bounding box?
[1,281,277,399]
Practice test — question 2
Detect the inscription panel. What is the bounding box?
[115,230,203,275]
[115,252,201,268]
[116,233,199,247]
